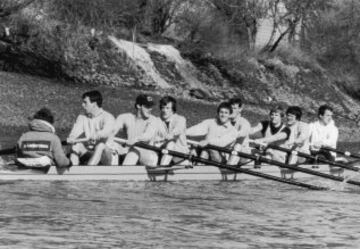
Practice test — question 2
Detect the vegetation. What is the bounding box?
[0,0,360,147]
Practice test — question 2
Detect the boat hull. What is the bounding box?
[0,164,356,181]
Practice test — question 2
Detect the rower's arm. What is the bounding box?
[67,115,85,140]
[109,115,126,139]
[323,127,339,148]
[249,123,263,136]
[96,114,115,140]
[208,129,237,147]
[294,123,310,146]
[237,121,251,138]
[137,118,158,143]
[171,116,186,137]
[186,120,209,137]
[257,130,288,144]
[52,136,71,167]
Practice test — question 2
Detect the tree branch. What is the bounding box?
[0,0,36,18]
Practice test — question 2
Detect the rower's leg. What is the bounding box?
[227,155,240,166]
[159,141,175,166]
[87,143,106,166]
[198,150,209,165]
[209,149,223,163]
[70,143,87,166]
[122,148,140,165]
[100,146,116,165]
[139,148,158,168]
[268,149,286,163]
[227,143,248,166]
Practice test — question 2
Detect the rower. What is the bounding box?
[227,97,252,166]
[250,105,291,163]
[67,90,115,166]
[186,102,237,163]
[153,96,189,166]
[308,105,338,161]
[285,106,310,164]
[16,108,70,169]
[107,94,159,166]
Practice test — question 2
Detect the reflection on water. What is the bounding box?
[0,181,359,248]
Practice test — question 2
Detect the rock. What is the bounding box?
[189,88,208,100]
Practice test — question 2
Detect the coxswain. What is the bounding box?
[16,108,70,170]
[67,90,115,165]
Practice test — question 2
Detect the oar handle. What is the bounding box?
[187,140,199,147]
[266,144,359,172]
[62,138,90,146]
[0,146,16,155]
[321,146,360,159]
[113,137,128,145]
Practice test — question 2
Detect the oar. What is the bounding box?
[61,138,89,146]
[321,146,360,160]
[264,143,360,172]
[188,140,360,187]
[113,138,326,190]
[0,146,16,156]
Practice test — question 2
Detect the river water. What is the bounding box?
[0,180,359,249]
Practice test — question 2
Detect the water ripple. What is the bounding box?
[0,181,359,248]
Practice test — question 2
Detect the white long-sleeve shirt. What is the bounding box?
[309,120,338,149]
[68,109,115,142]
[186,119,237,147]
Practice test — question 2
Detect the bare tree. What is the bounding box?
[210,0,268,50]
[261,0,331,53]
[0,0,36,18]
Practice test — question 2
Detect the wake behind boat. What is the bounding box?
[0,163,354,182]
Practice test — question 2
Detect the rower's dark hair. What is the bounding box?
[217,102,232,114]
[229,98,243,108]
[270,105,285,117]
[286,106,302,120]
[318,105,333,116]
[82,90,102,107]
[160,96,177,112]
[229,98,243,107]
[33,108,54,124]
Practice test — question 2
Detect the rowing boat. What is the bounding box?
[0,163,357,181]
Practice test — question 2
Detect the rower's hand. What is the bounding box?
[253,139,267,149]
[165,133,174,140]
[90,133,101,141]
[311,143,322,151]
[66,137,75,144]
[199,140,209,148]
[126,138,138,146]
